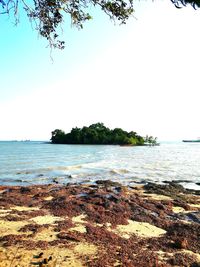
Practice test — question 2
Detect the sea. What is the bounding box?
[0,141,200,190]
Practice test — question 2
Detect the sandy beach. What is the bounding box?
[0,180,200,266]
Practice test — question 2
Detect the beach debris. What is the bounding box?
[0,181,199,266]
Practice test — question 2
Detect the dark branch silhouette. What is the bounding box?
[0,0,199,48]
[171,0,200,9]
[0,0,134,48]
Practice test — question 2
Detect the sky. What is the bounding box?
[0,0,200,141]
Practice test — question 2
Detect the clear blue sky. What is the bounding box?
[1,1,200,141]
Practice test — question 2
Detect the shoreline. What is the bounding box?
[0,181,200,266]
[1,179,200,194]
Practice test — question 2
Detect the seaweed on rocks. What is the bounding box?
[19,223,50,235]
[166,223,200,252]
[42,196,84,217]
[57,231,84,242]
[167,252,198,266]
[144,182,187,197]
[144,182,200,203]
[53,219,74,232]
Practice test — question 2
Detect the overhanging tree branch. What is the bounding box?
[0,0,199,49]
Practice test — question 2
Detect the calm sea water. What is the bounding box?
[0,141,200,189]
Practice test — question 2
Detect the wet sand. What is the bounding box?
[0,180,200,266]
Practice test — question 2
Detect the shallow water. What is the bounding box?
[0,141,200,188]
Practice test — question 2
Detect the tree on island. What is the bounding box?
[51,122,158,145]
[0,0,199,49]
[144,135,158,146]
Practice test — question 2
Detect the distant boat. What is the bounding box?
[182,138,200,143]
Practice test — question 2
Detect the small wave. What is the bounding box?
[110,169,130,175]
[15,165,83,175]
[0,178,33,185]
[55,165,82,171]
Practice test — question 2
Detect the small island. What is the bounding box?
[51,123,158,146]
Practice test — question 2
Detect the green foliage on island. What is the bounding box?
[51,123,158,146]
